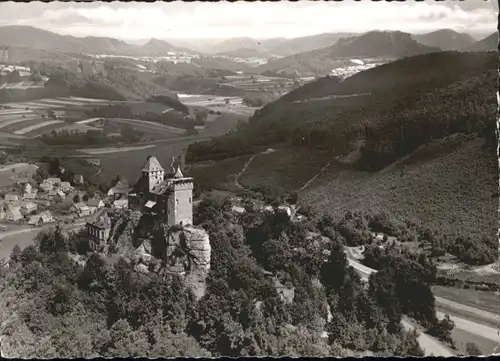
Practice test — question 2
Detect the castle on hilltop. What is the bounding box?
[128,156,194,226]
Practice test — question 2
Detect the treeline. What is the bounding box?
[40,124,143,147]
[147,95,189,113]
[0,197,456,357]
[327,211,498,267]
[45,71,125,101]
[89,104,197,130]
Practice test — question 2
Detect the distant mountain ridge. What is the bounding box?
[0,25,195,56]
[467,32,498,52]
[255,31,440,76]
[0,25,135,55]
[412,29,476,51]
[138,38,195,55]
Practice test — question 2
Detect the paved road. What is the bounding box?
[435,311,499,343]
[0,222,86,261]
[401,318,454,356]
[435,296,500,329]
[346,254,499,355]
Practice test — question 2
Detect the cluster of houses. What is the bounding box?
[0,189,54,225]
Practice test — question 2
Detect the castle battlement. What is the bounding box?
[131,156,194,227]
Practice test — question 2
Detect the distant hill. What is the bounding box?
[467,33,498,52]
[0,26,199,56]
[256,31,440,76]
[0,25,134,55]
[325,31,440,58]
[208,37,286,55]
[137,38,195,56]
[188,51,496,166]
[187,51,497,250]
[412,29,476,51]
[269,32,359,56]
[216,47,268,58]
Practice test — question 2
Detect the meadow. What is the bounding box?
[239,148,334,197]
[187,155,253,195]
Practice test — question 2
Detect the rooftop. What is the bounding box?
[88,213,111,229]
[142,156,164,173]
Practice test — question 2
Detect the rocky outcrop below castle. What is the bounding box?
[110,211,211,300]
[162,225,211,300]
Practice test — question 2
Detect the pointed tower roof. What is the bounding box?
[173,166,184,179]
[142,156,164,172]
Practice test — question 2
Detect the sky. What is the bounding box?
[0,0,497,41]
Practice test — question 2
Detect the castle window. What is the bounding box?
[189,197,192,203]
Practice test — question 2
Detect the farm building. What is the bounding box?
[39,181,53,192]
[107,180,130,199]
[55,190,66,201]
[231,205,246,214]
[277,205,293,218]
[28,211,54,226]
[21,202,37,214]
[23,187,37,200]
[60,182,72,192]
[87,198,105,213]
[73,174,84,185]
[4,194,19,202]
[113,198,128,209]
[40,210,54,223]
[6,206,22,222]
[72,202,91,217]
[46,177,62,186]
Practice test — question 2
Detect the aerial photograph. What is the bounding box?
[0,0,498,357]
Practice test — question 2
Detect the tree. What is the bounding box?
[10,244,23,264]
[427,314,455,344]
[73,194,80,203]
[37,226,69,255]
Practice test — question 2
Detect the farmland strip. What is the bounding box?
[14,120,64,135]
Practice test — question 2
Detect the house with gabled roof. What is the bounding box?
[4,194,18,202]
[21,202,37,214]
[71,202,91,217]
[87,198,105,214]
[6,205,22,222]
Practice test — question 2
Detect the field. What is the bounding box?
[222,74,295,93]
[450,327,498,356]
[90,137,206,183]
[0,97,110,138]
[239,148,334,196]
[187,155,253,195]
[0,163,38,188]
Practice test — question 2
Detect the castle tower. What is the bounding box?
[141,156,165,192]
[166,164,194,227]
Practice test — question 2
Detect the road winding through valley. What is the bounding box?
[346,255,499,356]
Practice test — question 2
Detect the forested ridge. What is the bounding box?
[186,51,497,166]
[0,197,455,358]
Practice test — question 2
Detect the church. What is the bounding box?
[128,156,194,226]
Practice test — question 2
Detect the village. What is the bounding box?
[0,156,301,255]
[0,163,130,234]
